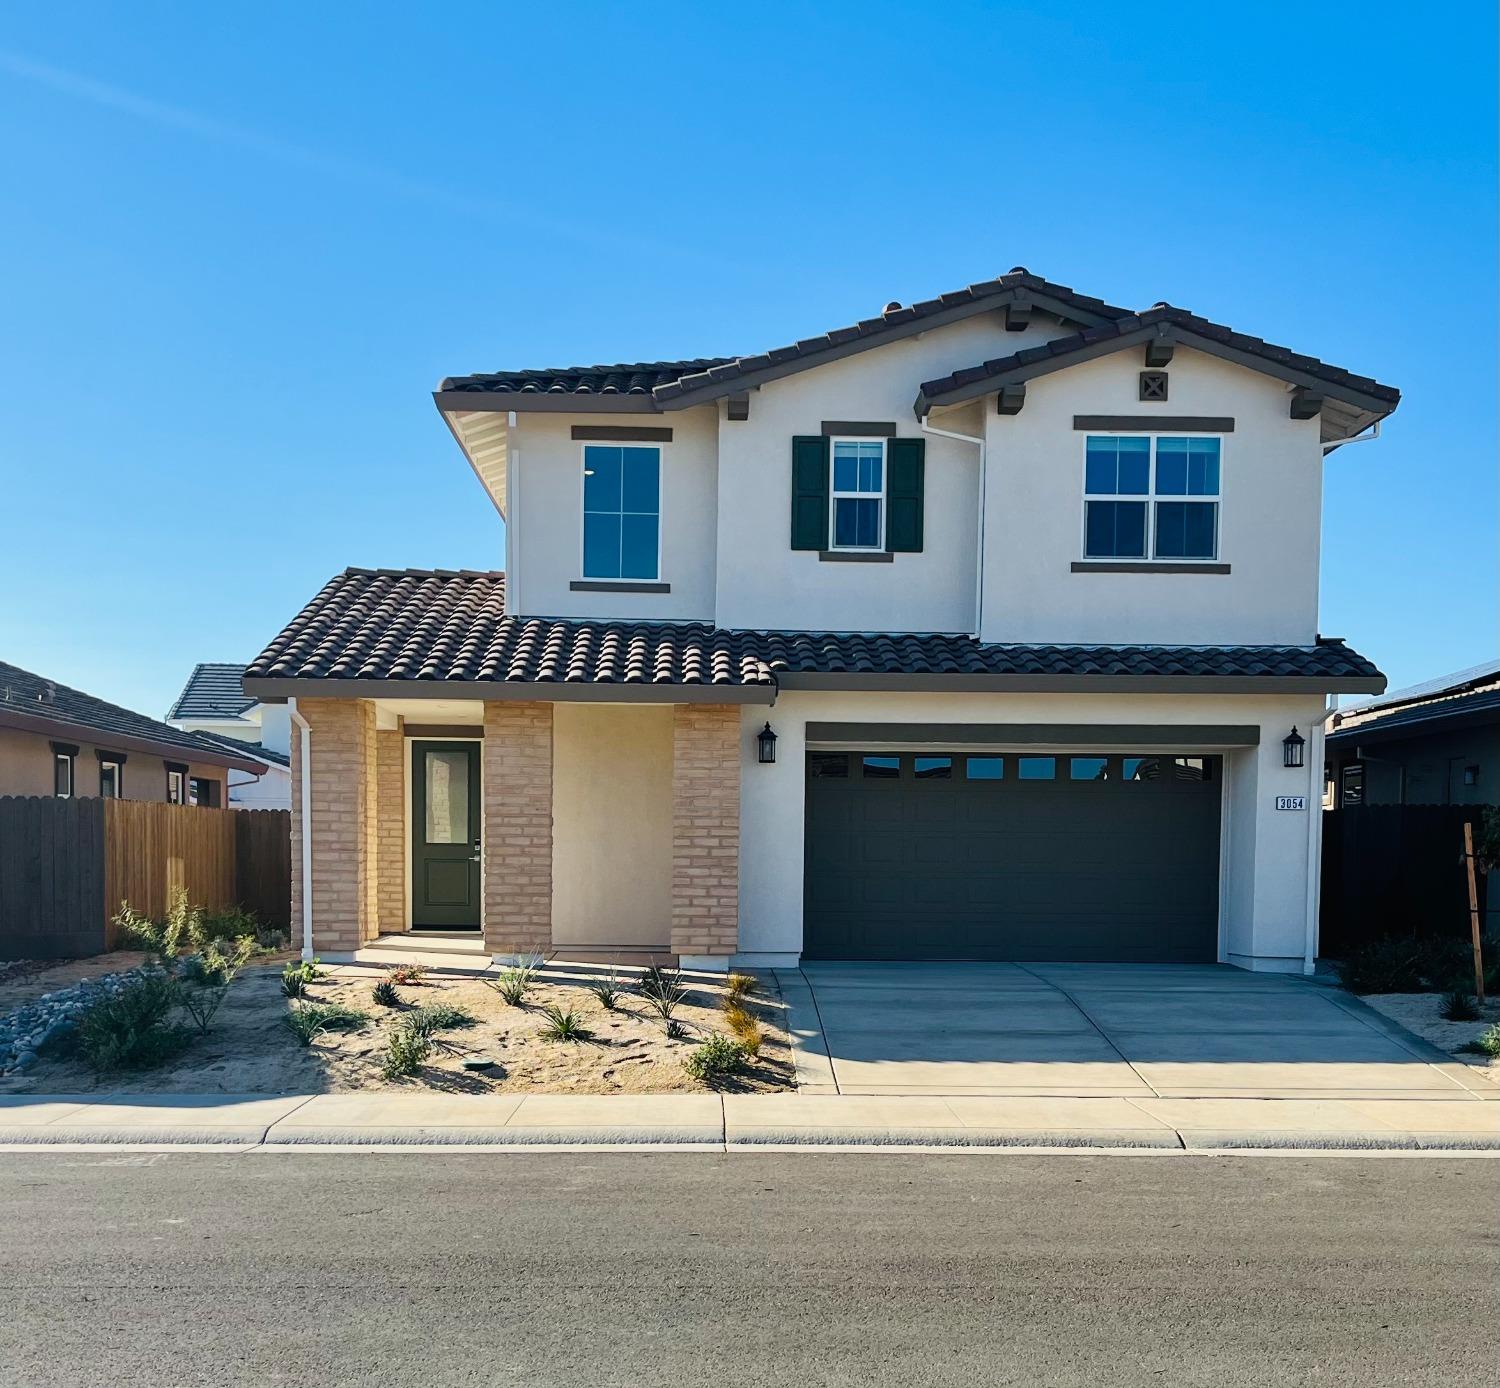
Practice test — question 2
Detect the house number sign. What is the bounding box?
[1274,795,1307,811]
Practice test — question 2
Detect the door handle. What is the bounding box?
[469,841,482,863]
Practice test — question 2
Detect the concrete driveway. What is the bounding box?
[776,962,1495,1100]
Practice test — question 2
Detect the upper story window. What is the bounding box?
[830,439,885,550]
[1083,435,1221,561]
[582,444,660,580]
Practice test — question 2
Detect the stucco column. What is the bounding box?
[297,698,378,955]
[483,701,554,960]
[670,703,742,968]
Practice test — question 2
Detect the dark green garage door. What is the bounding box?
[804,751,1221,962]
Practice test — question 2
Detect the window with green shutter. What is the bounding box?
[790,436,830,549]
[790,433,924,552]
[885,437,925,552]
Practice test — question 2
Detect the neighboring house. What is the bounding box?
[0,659,269,806]
[245,268,1398,973]
[1325,659,1500,807]
[167,663,293,809]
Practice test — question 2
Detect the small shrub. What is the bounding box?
[183,935,255,989]
[382,1023,431,1078]
[284,1002,368,1047]
[1441,990,1482,1022]
[281,959,322,998]
[198,906,260,945]
[75,974,191,1071]
[587,970,622,1010]
[372,979,401,1008]
[1340,936,1473,994]
[538,1003,593,1042]
[641,966,687,1024]
[386,963,428,986]
[723,1003,762,1058]
[725,972,758,1002]
[664,1018,687,1040]
[405,1002,477,1037]
[493,965,536,1006]
[683,1033,749,1085]
[1460,1024,1500,1058]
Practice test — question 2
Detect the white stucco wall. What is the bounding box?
[736,691,1326,972]
[509,409,719,622]
[979,347,1325,645]
[228,763,292,810]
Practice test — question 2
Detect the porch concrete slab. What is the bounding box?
[502,1094,722,1144]
[267,1093,525,1144]
[9,1094,312,1145]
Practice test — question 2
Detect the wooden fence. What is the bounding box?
[0,797,290,960]
[1320,803,1494,958]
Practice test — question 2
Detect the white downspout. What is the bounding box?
[1302,696,1335,975]
[288,698,313,962]
[920,414,986,637]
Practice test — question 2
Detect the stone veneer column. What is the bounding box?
[670,704,741,967]
[483,701,554,960]
[375,728,405,935]
[299,698,378,955]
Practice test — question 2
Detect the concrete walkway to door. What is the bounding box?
[776,962,1498,1101]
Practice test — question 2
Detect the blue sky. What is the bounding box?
[1,2,1494,719]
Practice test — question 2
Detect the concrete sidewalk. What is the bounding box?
[1,1091,1497,1151]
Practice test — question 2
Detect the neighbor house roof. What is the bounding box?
[167,662,256,721]
[435,270,1132,413]
[242,569,1386,702]
[914,304,1401,420]
[1327,658,1500,743]
[0,660,270,773]
[187,730,291,769]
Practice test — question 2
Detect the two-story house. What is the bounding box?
[245,270,1398,974]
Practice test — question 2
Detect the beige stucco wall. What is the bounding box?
[0,725,229,805]
[551,704,672,951]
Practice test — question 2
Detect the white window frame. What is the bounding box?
[578,442,664,582]
[99,759,123,799]
[53,751,73,798]
[167,769,185,805]
[828,436,887,552]
[1080,433,1223,563]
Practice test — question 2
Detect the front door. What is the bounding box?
[410,741,481,930]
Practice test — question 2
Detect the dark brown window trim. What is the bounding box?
[1071,561,1231,575]
[571,425,673,442]
[1073,415,1234,432]
[93,749,128,763]
[164,761,189,774]
[404,724,484,739]
[569,580,671,593]
[821,421,897,438]
[49,741,79,758]
[819,550,895,563]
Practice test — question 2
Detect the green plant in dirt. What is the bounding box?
[386,963,428,986]
[538,1003,593,1042]
[372,979,401,1008]
[722,1003,763,1058]
[1460,1024,1500,1058]
[664,1019,687,1040]
[405,1002,477,1037]
[640,966,687,1025]
[1441,990,1482,1022]
[587,970,623,1010]
[75,973,192,1071]
[283,1001,369,1047]
[382,1022,431,1078]
[682,1033,749,1085]
[177,936,255,1035]
[281,959,322,998]
[493,964,536,1007]
[725,972,758,1002]
[198,906,261,945]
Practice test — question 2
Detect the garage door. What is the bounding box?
[804,750,1221,962]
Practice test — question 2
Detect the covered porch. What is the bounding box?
[286,695,747,969]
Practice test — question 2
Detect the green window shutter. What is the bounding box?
[790,435,830,550]
[885,436,925,552]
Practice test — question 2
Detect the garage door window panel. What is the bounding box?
[1018,756,1056,780]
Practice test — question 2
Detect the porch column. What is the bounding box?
[670,704,742,968]
[296,698,378,955]
[483,701,553,960]
[374,728,405,935]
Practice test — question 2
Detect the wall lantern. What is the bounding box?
[1282,726,1306,769]
[756,722,778,765]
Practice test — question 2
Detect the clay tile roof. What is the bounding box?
[245,569,1385,693]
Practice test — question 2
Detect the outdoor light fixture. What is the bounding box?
[757,722,778,764]
[1282,726,1306,768]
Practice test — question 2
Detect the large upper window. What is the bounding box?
[830,439,885,550]
[582,445,660,580]
[1084,435,1221,561]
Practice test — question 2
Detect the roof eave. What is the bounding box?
[242,676,776,706]
[434,389,662,415]
[0,706,270,773]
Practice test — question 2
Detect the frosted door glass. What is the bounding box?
[425,751,469,844]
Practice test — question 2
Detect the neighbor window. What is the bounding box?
[51,744,76,798]
[166,768,186,804]
[189,776,220,808]
[1084,435,1220,561]
[582,444,660,580]
[98,758,123,799]
[1340,763,1364,807]
[830,439,885,550]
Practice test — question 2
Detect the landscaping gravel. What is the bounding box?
[0,966,149,1075]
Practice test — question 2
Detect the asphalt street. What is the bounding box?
[0,1150,1494,1387]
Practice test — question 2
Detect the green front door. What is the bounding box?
[410,741,481,930]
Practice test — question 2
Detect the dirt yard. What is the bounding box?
[1360,991,1500,1084]
[12,959,796,1095]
